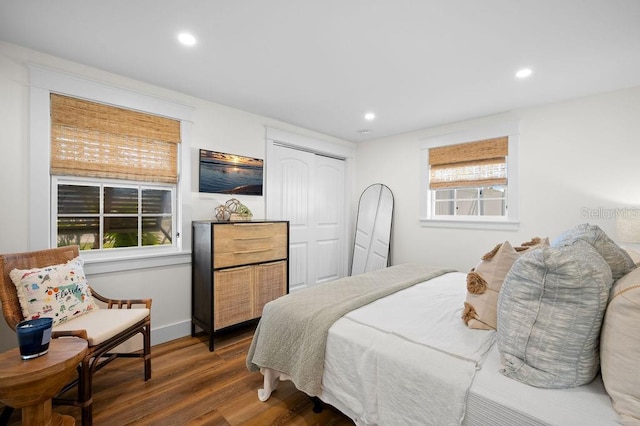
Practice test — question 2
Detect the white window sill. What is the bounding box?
[81,249,191,275]
[420,217,520,231]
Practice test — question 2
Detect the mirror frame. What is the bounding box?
[351,183,394,276]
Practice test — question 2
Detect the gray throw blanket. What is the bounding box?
[246,263,454,396]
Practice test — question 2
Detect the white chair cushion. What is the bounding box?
[54,308,149,346]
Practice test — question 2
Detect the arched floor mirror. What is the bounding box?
[351,183,394,276]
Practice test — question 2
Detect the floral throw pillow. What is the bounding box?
[10,256,99,326]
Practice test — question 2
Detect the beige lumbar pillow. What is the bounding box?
[600,267,640,424]
[462,237,547,330]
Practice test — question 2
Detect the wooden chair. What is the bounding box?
[0,246,151,426]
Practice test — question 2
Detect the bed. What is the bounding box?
[246,224,640,426]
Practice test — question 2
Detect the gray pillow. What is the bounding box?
[552,223,635,280]
[497,239,613,388]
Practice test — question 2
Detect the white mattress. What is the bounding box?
[318,272,620,426]
[465,344,618,426]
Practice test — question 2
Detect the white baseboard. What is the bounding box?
[151,320,192,346]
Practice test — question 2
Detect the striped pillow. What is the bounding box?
[497,240,612,388]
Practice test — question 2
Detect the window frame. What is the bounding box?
[29,65,193,273]
[432,186,507,217]
[419,121,520,230]
[52,176,177,252]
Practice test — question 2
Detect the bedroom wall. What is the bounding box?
[356,85,640,272]
[0,41,353,352]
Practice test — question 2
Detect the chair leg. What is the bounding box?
[143,324,152,381]
[78,360,93,426]
[0,405,14,426]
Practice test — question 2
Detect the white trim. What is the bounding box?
[265,127,355,159]
[420,218,520,231]
[149,319,192,346]
[83,251,191,275]
[419,121,520,148]
[28,65,194,272]
[419,121,520,230]
[29,64,193,121]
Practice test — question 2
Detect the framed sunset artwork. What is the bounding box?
[198,149,264,196]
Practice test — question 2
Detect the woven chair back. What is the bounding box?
[0,246,79,330]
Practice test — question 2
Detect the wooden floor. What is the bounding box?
[1,325,354,425]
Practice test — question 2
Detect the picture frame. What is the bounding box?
[198,149,264,196]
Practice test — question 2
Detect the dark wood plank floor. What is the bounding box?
[1,325,355,425]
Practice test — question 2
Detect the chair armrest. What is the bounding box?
[53,329,88,340]
[89,286,152,309]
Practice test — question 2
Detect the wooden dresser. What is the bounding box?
[191,220,289,351]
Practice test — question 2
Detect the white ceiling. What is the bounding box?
[1,0,640,142]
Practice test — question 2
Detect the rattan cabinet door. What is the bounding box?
[213,266,254,330]
[254,260,287,316]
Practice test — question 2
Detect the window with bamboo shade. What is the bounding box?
[50,94,180,251]
[419,122,520,229]
[428,137,508,217]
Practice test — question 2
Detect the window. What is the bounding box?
[29,65,193,272]
[430,137,507,217]
[433,187,506,216]
[420,122,519,230]
[55,180,174,250]
[50,94,180,252]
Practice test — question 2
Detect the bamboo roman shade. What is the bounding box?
[429,137,508,190]
[50,94,181,183]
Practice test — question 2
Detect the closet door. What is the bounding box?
[314,154,345,284]
[267,144,345,291]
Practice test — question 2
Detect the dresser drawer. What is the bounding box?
[213,222,287,268]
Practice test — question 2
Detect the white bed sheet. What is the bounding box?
[317,271,620,426]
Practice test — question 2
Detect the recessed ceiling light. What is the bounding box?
[178,32,197,46]
[515,68,533,79]
[364,112,376,121]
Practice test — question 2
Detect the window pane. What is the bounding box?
[482,186,505,198]
[480,199,505,216]
[435,189,454,200]
[456,200,478,215]
[103,217,138,248]
[457,188,478,199]
[58,184,99,214]
[57,217,99,250]
[434,200,454,215]
[104,187,138,214]
[142,189,171,214]
[142,217,172,246]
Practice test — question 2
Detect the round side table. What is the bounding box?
[0,337,87,426]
